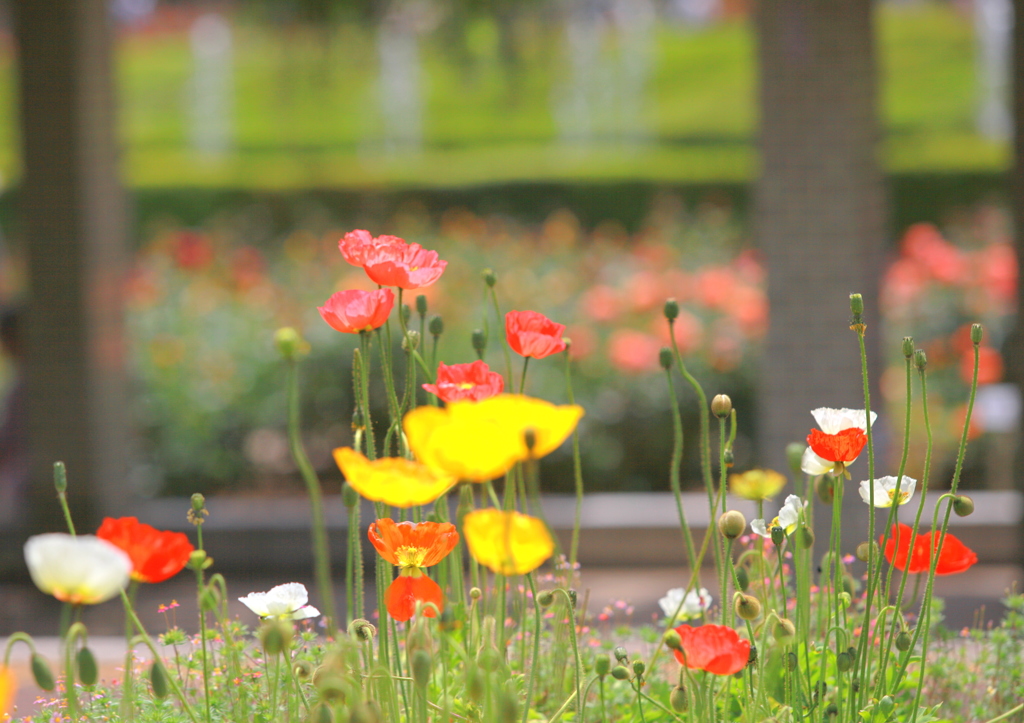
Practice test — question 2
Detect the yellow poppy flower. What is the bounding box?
[333,448,455,508]
[404,394,584,482]
[729,469,786,501]
[462,509,554,576]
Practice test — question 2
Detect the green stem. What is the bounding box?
[523,573,543,723]
[664,366,698,575]
[554,588,582,722]
[489,286,514,387]
[564,349,586,569]
[519,356,530,395]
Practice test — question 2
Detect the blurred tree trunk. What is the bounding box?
[754,0,886,547]
[12,0,130,531]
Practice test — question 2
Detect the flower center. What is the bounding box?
[457,382,476,390]
[395,545,429,570]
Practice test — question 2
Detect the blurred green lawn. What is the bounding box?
[0,2,1005,189]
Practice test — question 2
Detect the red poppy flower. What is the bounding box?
[362,241,447,290]
[338,229,406,268]
[505,310,567,359]
[806,428,868,464]
[385,573,444,622]
[96,517,194,584]
[318,289,395,334]
[881,523,978,576]
[422,361,504,402]
[672,624,750,676]
[369,519,459,570]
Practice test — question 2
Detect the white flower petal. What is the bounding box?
[238,592,272,617]
[24,534,132,605]
[658,588,685,618]
[801,447,833,476]
[290,605,321,621]
[240,583,316,619]
[811,408,878,435]
[658,587,711,622]
[751,519,770,538]
[859,475,917,508]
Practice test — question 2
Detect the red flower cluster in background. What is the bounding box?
[97,517,194,584]
[881,522,977,576]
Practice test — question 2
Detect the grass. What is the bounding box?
[0,2,1005,190]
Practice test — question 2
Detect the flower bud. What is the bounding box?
[902,337,915,359]
[896,632,912,651]
[849,293,864,318]
[470,587,482,601]
[150,661,169,699]
[659,347,673,370]
[315,672,347,703]
[773,617,796,645]
[189,550,208,570]
[718,510,746,539]
[664,298,679,321]
[613,646,629,663]
[411,649,432,688]
[971,323,983,345]
[838,592,852,609]
[786,651,798,671]
[734,593,761,621]
[610,665,631,681]
[735,566,749,591]
[402,330,420,352]
[856,541,878,562]
[401,304,412,326]
[878,695,895,718]
[816,476,834,504]
[711,394,732,418]
[770,526,786,546]
[77,646,98,686]
[31,653,55,691]
[786,443,804,475]
[594,655,611,677]
[191,492,206,514]
[429,315,444,337]
[670,686,689,713]
[536,590,554,607]
[723,448,734,467]
[663,630,682,651]
[825,703,838,718]
[836,651,853,672]
[632,660,645,677]
[747,644,758,665]
[846,645,857,661]
[274,327,309,360]
[53,462,68,495]
[415,294,428,316]
[261,620,294,655]
[342,482,360,509]
[798,525,815,549]
[471,329,486,357]
[293,660,314,679]
[482,268,497,287]
[953,495,974,517]
[914,349,927,371]
[466,668,485,701]
[348,619,376,641]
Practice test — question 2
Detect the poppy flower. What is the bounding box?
[672,624,751,676]
[0,665,13,719]
[318,289,395,334]
[363,242,447,290]
[462,509,554,576]
[338,229,406,267]
[729,469,786,501]
[751,495,806,538]
[238,583,320,620]
[333,448,454,508]
[422,361,505,403]
[858,476,916,508]
[404,394,584,482]
[24,534,132,605]
[659,587,712,624]
[801,407,877,477]
[96,517,194,584]
[369,519,459,622]
[506,310,567,359]
[881,523,978,576]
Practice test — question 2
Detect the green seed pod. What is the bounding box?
[76,646,98,686]
[770,526,786,546]
[971,324,983,345]
[836,651,853,673]
[31,653,55,691]
[663,630,682,651]
[711,394,733,418]
[825,703,839,718]
[902,336,915,358]
[428,315,444,337]
[411,649,432,688]
[849,293,864,318]
[953,495,975,517]
[415,294,428,316]
[471,329,487,356]
[536,590,555,607]
[663,298,680,321]
[670,686,689,713]
[613,646,629,663]
[632,660,646,677]
[150,661,169,699]
[896,632,912,652]
[734,593,761,621]
[659,347,673,370]
[53,461,68,494]
[482,268,497,288]
[718,510,746,539]
[816,476,834,504]
[610,665,631,681]
[594,655,611,677]
[274,327,309,360]
[878,695,895,718]
[735,566,750,591]
[914,349,928,371]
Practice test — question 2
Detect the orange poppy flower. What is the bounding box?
[318,289,394,334]
[806,428,867,464]
[506,310,567,359]
[338,229,406,267]
[369,519,458,622]
[96,517,194,584]
[0,665,14,719]
[881,523,978,576]
[422,361,504,403]
[673,624,750,676]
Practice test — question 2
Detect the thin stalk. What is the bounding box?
[54,462,76,535]
[489,285,514,386]
[664,365,698,574]
[553,588,582,722]
[523,573,543,723]
[564,349,586,568]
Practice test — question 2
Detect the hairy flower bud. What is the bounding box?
[260,620,294,656]
[274,327,309,360]
[471,329,487,357]
[849,293,864,318]
[470,587,482,601]
[611,665,631,681]
[342,482,360,509]
[659,347,673,370]
[53,462,68,495]
[663,298,680,321]
[429,315,444,337]
[613,646,629,663]
[771,526,786,546]
[836,651,853,673]
[914,349,928,371]
[773,617,796,645]
[632,660,646,677]
[798,525,815,549]
[971,323,983,345]
[670,686,689,712]
[150,661,169,699]
[878,695,895,718]
[594,655,611,677]
[902,336,915,359]
[77,646,98,686]
[711,394,733,418]
[402,330,420,352]
[718,510,747,539]
[32,653,55,691]
[482,268,497,287]
[734,593,761,621]
[401,304,412,326]
[735,566,749,591]
[856,541,878,562]
[415,294,428,316]
[348,619,376,641]
[663,630,682,651]
[896,632,912,651]
[953,495,974,517]
[411,649,432,688]
[536,590,554,607]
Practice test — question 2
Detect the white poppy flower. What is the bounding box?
[24,533,132,605]
[858,475,917,508]
[239,583,321,620]
[658,587,712,623]
[751,495,807,538]
[801,407,878,476]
